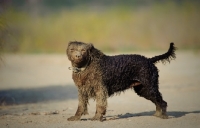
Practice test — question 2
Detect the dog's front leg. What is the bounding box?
[68,92,88,121]
[91,87,107,122]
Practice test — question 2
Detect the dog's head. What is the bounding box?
[67,41,93,68]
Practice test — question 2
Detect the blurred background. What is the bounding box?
[0,0,199,54]
[0,0,200,109]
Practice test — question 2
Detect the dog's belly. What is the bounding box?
[103,77,141,96]
[102,69,140,93]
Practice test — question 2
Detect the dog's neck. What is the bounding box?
[68,66,86,73]
[69,59,90,73]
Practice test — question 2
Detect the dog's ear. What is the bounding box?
[87,43,94,50]
[86,43,94,58]
[66,41,76,52]
[66,41,73,58]
[68,41,74,47]
[86,43,103,60]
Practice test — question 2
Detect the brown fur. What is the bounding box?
[67,41,107,121]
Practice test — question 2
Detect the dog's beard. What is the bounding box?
[71,58,88,68]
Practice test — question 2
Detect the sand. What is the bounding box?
[0,51,200,128]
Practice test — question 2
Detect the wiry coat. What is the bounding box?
[66,41,176,121]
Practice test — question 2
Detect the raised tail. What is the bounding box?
[149,42,177,64]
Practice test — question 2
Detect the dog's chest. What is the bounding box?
[72,70,102,98]
[72,70,100,87]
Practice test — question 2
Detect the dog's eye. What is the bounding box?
[70,49,74,52]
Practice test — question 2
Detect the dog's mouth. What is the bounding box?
[72,57,85,63]
[71,58,88,68]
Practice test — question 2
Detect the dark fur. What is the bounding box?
[66,41,176,121]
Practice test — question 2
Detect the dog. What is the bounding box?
[66,41,176,121]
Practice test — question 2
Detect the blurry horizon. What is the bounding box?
[0,0,200,53]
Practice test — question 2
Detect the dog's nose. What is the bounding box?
[75,52,81,59]
[76,55,80,58]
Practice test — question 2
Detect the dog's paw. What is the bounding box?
[91,114,103,122]
[67,116,81,121]
[153,113,168,119]
[160,114,168,119]
[153,111,162,117]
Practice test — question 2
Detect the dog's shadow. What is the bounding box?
[0,85,78,106]
[107,110,200,120]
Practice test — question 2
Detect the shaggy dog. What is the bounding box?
[66,41,176,121]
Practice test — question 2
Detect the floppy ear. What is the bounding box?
[86,43,103,60]
[87,43,94,50]
[86,43,94,58]
[66,41,73,58]
[68,41,74,47]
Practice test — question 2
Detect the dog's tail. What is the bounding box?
[149,42,177,64]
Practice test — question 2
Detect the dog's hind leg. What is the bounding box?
[134,85,168,119]
[137,65,168,119]
[150,89,168,119]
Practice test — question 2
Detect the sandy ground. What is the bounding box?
[0,51,200,128]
